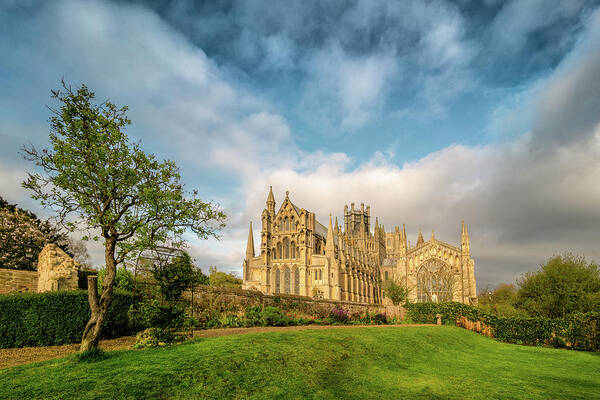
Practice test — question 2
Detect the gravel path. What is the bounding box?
[0,324,435,369]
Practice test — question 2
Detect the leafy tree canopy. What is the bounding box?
[383,280,409,306]
[98,265,134,292]
[516,253,600,318]
[21,80,226,351]
[152,251,207,301]
[208,266,242,288]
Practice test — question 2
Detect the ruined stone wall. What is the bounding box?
[0,268,38,294]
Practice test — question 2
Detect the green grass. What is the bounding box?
[1,326,599,399]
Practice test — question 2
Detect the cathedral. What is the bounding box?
[242,187,477,305]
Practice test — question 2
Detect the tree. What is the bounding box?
[66,238,92,268]
[208,266,242,288]
[383,280,409,305]
[21,81,226,351]
[0,195,71,270]
[516,253,600,318]
[98,265,134,292]
[152,251,199,301]
[478,283,527,317]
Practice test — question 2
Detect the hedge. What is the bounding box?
[406,302,600,351]
[0,290,134,348]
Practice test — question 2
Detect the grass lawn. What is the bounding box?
[1,326,599,399]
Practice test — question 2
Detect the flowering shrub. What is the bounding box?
[0,196,71,270]
[329,308,350,323]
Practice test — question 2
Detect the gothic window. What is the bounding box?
[285,217,289,232]
[290,217,294,231]
[283,267,291,294]
[277,242,282,259]
[283,237,290,258]
[275,269,281,294]
[416,259,454,303]
[294,267,300,295]
[279,219,284,232]
[291,242,296,258]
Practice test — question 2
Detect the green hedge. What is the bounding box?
[0,290,134,348]
[406,302,600,351]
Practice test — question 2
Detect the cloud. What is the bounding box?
[1,0,600,290]
[531,8,600,150]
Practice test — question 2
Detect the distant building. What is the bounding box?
[242,187,477,305]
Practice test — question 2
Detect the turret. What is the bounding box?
[416,230,424,247]
[461,221,470,255]
[266,186,275,215]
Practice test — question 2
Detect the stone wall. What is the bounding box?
[0,268,38,294]
[183,284,405,320]
[36,244,79,293]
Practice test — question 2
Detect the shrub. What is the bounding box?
[133,327,186,349]
[0,290,133,348]
[372,313,388,324]
[260,306,291,326]
[127,299,185,331]
[244,306,263,327]
[329,308,349,324]
[405,302,600,351]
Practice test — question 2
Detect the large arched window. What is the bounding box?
[284,217,289,232]
[290,241,296,258]
[283,267,291,294]
[417,259,454,302]
[283,238,290,259]
[279,219,284,232]
[294,268,300,294]
[277,242,282,259]
[275,269,281,293]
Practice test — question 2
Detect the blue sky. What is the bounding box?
[1,0,600,288]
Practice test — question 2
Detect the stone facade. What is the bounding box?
[242,188,477,305]
[36,243,79,292]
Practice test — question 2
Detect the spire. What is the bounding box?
[335,216,339,234]
[417,230,424,247]
[462,221,470,254]
[431,231,435,241]
[266,186,275,215]
[326,214,335,254]
[246,222,255,258]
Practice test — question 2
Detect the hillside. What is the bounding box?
[1,326,599,399]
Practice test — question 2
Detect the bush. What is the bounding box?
[133,327,185,349]
[0,290,134,348]
[260,306,292,326]
[405,302,600,351]
[127,299,186,331]
[329,308,349,324]
[244,306,263,327]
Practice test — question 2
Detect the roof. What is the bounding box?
[315,220,328,238]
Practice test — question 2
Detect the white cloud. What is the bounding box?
[2,0,600,289]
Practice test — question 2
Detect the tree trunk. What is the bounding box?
[80,237,117,352]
